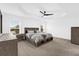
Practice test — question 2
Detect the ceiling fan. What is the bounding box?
[40,10,54,17]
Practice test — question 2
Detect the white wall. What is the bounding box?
[2,12,44,34]
[46,15,78,40]
[2,3,79,40]
[3,12,21,33]
[46,3,79,39]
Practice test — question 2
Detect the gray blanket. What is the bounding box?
[26,32,52,44]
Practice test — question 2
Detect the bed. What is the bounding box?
[24,27,53,46]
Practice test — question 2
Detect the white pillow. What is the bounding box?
[28,30,34,33]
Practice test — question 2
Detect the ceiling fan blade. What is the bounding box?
[44,11,46,13]
[40,11,44,14]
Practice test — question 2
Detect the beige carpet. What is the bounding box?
[18,37,79,56]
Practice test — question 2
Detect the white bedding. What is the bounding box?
[0,33,16,41]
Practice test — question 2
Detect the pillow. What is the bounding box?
[37,30,41,33]
[28,30,34,33]
[25,30,28,34]
[34,30,41,33]
[34,30,37,33]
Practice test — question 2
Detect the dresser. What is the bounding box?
[0,34,18,56]
[71,27,79,45]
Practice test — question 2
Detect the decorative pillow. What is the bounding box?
[28,30,34,33]
[37,30,41,33]
[34,30,37,33]
[25,30,28,34]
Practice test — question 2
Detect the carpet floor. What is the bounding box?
[18,37,79,56]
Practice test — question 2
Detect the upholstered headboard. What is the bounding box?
[24,27,39,34]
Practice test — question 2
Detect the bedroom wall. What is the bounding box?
[2,12,44,34]
[46,3,79,40]
[46,14,79,40]
[1,3,79,40]
[3,12,79,40]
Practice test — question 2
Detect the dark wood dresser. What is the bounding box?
[71,27,79,45]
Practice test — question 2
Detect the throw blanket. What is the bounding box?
[0,33,16,41]
[0,33,10,41]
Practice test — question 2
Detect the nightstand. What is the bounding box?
[16,34,26,41]
[71,27,79,45]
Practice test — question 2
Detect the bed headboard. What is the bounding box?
[24,27,39,34]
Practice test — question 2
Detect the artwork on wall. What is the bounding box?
[10,25,19,35]
[10,19,20,35]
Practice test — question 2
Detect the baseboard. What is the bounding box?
[53,36,70,40]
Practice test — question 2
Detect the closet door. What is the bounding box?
[0,11,2,33]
